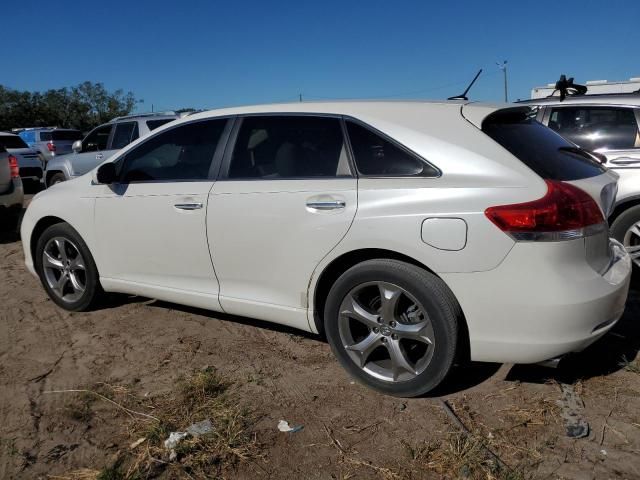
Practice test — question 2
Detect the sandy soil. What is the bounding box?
[1,193,639,479]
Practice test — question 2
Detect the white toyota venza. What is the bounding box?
[21,101,632,397]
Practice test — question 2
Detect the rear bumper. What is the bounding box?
[441,238,632,364]
[0,178,24,210]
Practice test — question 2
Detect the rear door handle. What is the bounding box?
[174,202,203,210]
[306,200,346,210]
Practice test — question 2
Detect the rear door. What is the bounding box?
[207,114,357,328]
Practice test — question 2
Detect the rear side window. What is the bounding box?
[346,121,438,177]
[147,119,175,131]
[39,131,52,141]
[228,116,350,179]
[548,107,640,151]
[51,130,83,141]
[111,122,137,150]
[483,108,606,181]
[0,135,29,149]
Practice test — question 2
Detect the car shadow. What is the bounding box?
[505,274,640,384]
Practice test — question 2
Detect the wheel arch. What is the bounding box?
[610,196,640,225]
[311,248,470,361]
[45,170,66,187]
[30,216,68,264]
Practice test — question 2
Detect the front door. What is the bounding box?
[207,115,357,328]
[93,118,231,310]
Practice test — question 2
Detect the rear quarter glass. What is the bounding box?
[482,108,607,181]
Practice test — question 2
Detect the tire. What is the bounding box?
[48,172,66,187]
[35,222,103,311]
[610,205,640,270]
[324,259,460,397]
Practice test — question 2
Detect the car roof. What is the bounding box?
[519,93,640,107]
[184,99,509,122]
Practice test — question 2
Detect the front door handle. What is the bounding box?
[306,200,346,210]
[96,153,103,160]
[609,157,640,166]
[174,202,203,210]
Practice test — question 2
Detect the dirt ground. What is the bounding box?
[1,193,639,479]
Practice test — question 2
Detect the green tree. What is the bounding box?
[0,82,137,132]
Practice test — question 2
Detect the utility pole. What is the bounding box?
[496,60,508,102]
[299,93,303,102]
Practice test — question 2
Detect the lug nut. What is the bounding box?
[381,337,387,343]
[390,321,396,327]
[392,334,398,340]
[377,317,382,324]
[373,327,379,333]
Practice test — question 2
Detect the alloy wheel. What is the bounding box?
[42,237,87,303]
[338,281,435,382]
[623,221,640,268]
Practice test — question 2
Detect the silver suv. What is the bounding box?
[521,91,640,267]
[44,113,179,187]
[17,128,83,165]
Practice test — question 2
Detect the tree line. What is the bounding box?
[0,82,138,133]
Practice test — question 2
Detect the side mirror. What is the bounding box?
[72,140,82,153]
[96,163,117,184]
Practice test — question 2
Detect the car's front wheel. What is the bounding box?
[48,172,66,187]
[324,259,460,397]
[35,223,103,311]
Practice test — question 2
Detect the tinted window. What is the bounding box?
[228,116,349,179]
[111,122,137,150]
[82,125,112,152]
[549,107,639,151]
[119,119,226,182]
[0,135,29,149]
[346,121,438,177]
[51,130,83,141]
[147,119,175,131]
[39,131,52,141]
[19,131,36,143]
[483,108,606,181]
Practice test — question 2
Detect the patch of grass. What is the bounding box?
[404,432,522,480]
[620,355,640,374]
[96,463,125,480]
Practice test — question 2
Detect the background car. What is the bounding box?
[520,91,640,268]
[21,101,631,397]
[0,144,24,228]
[17,128,83,165]
[0,132,43,187]
[43,112,179,186]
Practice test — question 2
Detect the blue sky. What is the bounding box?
[2,0,639,112]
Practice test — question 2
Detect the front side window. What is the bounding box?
[548,107,640,151]
[82,125,112,152]
[346,121,438,177]
[118,119,226,183]
[111,122,137,150]
[228,116,350,179]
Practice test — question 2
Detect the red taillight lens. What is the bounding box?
[8,155,19,178]
[485,180,604,241]
[47,142,56,152]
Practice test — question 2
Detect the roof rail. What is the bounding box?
[109,111,177,122]
[11,126,59,132]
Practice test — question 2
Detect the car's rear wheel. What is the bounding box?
[48,172,66,187]
[35,223,103,311]
[611,205,640,270]
[324,259,460,397]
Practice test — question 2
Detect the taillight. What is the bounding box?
[485,180,605,241]
[47,142,56,152]
[8,155,19,178]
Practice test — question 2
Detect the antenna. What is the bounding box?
[448,69,483,101]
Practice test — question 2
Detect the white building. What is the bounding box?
[531,77,640,99]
